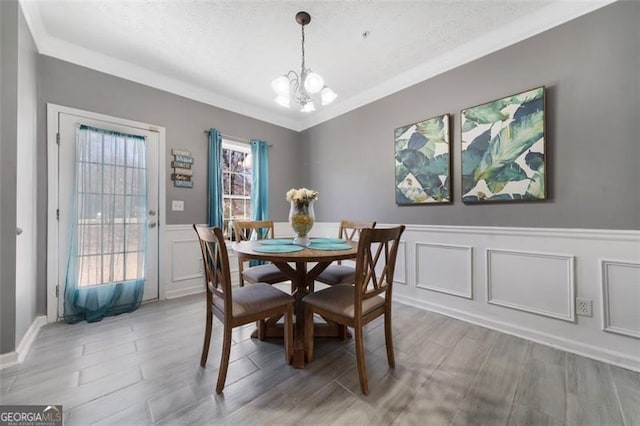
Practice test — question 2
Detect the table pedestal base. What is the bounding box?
[251,323,351,368]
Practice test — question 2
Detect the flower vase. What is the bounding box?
[289,200,315,246]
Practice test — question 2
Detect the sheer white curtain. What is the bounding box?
[64,125,147,323]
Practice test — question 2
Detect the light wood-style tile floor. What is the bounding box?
[1,293,638,425]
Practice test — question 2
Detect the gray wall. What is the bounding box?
[0,0,40,354]
[15,3,40,348]
[300,1,640,230]
[39,57,302,225]
[0,0,19,354]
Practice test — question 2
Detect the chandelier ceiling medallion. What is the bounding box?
[271,11,337,113]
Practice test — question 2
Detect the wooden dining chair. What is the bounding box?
[193,225,294,393]
[303,225,405,395]
[315,220,376,286]
[233,220,289,287]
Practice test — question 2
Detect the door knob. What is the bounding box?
[148,209,156,216]
[17,227,23,235]
[148,222,157,228]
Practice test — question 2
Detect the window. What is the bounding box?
[222,140,252,238]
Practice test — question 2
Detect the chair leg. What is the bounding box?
[284,304,294,364]
[339,324,348,340]
[304,305,315,362]
[215,325,233,394]
[257,320,266,341]
[384,310,395,368]
[354,324,369,395]
[200,309,213,367]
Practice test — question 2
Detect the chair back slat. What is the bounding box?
[338,220,376,241]
[234,220,275,242]
[193,225,233,317]
[353,226,405,308]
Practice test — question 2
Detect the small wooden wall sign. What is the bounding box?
[171,161,192,169]
[171,148,194,188]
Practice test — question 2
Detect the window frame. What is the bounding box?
[221,139,252,239]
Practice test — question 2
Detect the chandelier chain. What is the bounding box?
[301,24,306,73]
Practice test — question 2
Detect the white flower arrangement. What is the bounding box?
[286,187,319,204]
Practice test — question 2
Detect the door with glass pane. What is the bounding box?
[57,112,159,319]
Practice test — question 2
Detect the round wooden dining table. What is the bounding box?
[232,239,357,368]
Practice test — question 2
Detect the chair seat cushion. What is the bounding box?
[214,283,294,319]
[303,284,384,319]
[316,265,355,285]
[243,264,288,283]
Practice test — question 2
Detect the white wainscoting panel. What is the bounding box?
[487,249,575,322]
[601,260,640,339]
[163,222,640,371]
[171,238,203,282]
[163,225,204,299]
[416,243,472,298]
[378,224,640,372]
[163,225,241,299]
[395,241,407,285]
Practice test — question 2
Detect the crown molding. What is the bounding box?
[298,0,617,130]
[20,0,616,133]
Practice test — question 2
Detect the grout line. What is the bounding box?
[609,364,628,426]
[564,352,569,425]
[505,341,533,424]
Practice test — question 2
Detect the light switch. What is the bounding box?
[172,200,184,211]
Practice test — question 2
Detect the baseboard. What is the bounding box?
[0,315,47,370]
[0,351,18,370]
[394,294,640,373]
[165,285,205,300]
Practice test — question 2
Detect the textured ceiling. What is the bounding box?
[22,0,613,130]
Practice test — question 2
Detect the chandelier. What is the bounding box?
[271,11,337,113]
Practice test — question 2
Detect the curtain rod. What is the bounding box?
[203,130,273,147]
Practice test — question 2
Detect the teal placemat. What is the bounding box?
[307,243,352,251]
[253,245,303,253]
[259,239,294,245]
[310,237,347,244]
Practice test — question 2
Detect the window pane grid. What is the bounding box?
[74,128,147,288]
[221,143,252,238]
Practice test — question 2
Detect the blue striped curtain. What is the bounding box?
[208,128,224,228]
[250,140,269,266]
[251,139,269,221]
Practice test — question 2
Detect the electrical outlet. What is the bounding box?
[172,200,184,211]
[576,298,593,317]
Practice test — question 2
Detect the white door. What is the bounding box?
[56,112,159,318]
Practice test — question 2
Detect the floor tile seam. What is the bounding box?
[456,328,498,401]
[505,341,533,425]
[75,372,192,422]
[608,364,629,426]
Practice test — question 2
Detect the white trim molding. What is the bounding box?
[375,222,640,372]
[486,249,576,322]
[415,243,473,299]
[601,260,640,339]
[0,316,46,370]
[20,1,616,132]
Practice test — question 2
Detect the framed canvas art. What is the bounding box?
[394,113,451,205]
[461,86,546,203]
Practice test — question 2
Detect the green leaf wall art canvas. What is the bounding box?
[395,113,451,205]
[461,87,546,203]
